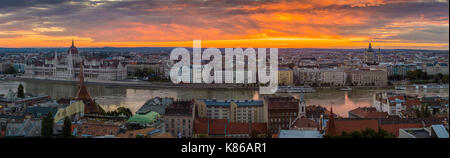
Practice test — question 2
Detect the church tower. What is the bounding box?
[326,105,336,136]
[76,60,101,114]
[298,94,306,118]
[364,43,378,65]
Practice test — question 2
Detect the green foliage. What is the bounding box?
[17,84,24,98]
[103,107,133,117]
[5,65,16,74]
[324,128,395,138]
[133,67,169,82]
[442,75,449,83]
[416,103,431,118]
[287,63,295,69]
[407,70,446,84]
[135,68,155,78]
[388,75,405,81]
[41,112,54,138]
[197,134,208,138]
[62,116,72,137]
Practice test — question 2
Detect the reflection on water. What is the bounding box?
[0,80,448,117]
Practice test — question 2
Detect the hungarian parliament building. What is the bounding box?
[24,40,127,81]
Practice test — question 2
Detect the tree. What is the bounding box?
[4,65,16,74]
[117,107,133,117]
[421,104,431,118]
[41,112,54,138]
[17,84,24,98]
[324,128,395,138]
[416,103,431,118]
[287,63,295,69]
[62,116,72,137]
[102,107,133,117]
[443,75,449,83]
[434,73,443,83]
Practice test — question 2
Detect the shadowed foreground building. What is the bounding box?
[326,115,447,137]
[164,101,195,138]
[348,107,388,119]
[266,96,305,135]
[75,61,101,114]
[193,118,267,138]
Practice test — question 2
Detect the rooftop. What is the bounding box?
[278,130,322,138]
[200,99,264,107]
[348,107,388,119]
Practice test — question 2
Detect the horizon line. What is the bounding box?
[0,46,448,51]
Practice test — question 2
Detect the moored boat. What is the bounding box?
[340,87,352,91]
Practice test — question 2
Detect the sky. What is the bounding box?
[0,0,448,49]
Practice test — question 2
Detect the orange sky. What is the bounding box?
[0,0,448,49]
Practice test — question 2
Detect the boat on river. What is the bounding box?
[277,86,316,93]
[340,87,352,91]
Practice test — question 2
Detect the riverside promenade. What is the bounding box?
[6,76,260,90]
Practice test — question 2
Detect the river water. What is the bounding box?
[1,80,448,117]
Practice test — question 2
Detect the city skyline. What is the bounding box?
[0,0,448,50]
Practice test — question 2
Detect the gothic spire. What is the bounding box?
[76,60,92,101]
[326,104,336,136]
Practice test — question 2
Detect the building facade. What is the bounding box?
[321,69,346,86]
[346,68,388,86]
[293,68,321,86]
[423,62,449,75]
[163,101,195,138]
[195,99,266,123]
[25,40,127,81]
[278,68,294,85]
[387,64,417,77]
[364,43,379,64]
[265,96,305,135]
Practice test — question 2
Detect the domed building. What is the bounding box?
[25,40,127,81]
[364,43,379,65]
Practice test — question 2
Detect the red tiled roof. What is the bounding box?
[291,117,318,129]
[75,123,120,137]
[227,122,249,134]
[268,101,299,110]
[365,113,389,119]
[404,99,421,107]
[251,123,267,133]
[209,119,227,135]
[379,123,423,137]
[328,118,432,137]
[349,107,388,119]
[332,119,379,135]
[0,130,5,137]
[266,97,299,110]
[194,118,208,134]
[194,118,267,136]
[388,96,404,101]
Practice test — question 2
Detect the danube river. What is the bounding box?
[1,80,448,117]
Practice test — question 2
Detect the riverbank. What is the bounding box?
[8,76,449,91]
[5,76,260,90]
[3,76,400,91]
[1,79,448,117]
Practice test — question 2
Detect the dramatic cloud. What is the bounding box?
[0,0,448,49]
